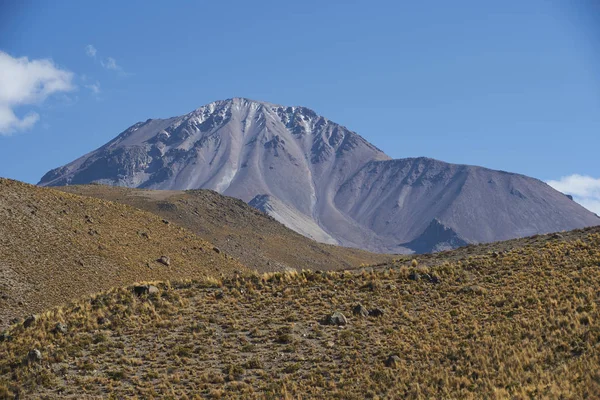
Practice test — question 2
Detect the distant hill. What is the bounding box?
[39,98,600,253]
[2,225,599,398]
[57,184,391,272]
[0,178,247,330]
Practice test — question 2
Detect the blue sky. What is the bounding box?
[1,0,599,212]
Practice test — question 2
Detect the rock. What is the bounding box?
[157,256,170,266]
[215,290,225,300]
[23,315,37,328]
[326,312,347,326]
[385,354,401,368]
[460,285,487,295]
[26,349,42,364]
[213,247,221,254]
[363,281,380,291]
[52,323,68,335]
[429,275,441,284]
[133,285,146,296]
[369,308,385,317]
[0,331,12,342]
[162,219,170,224]
[352,304,369,317]
[133,285,159,296]
[409,271,420,281]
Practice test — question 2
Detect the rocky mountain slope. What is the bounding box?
[39,98,600,252]
[2,226,599,398]
[0,178,248,330]
[57,184,391,272]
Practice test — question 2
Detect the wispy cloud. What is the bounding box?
[101,57,121,71]
[85,81,101,95]
[85,44,97,58]
[86,45,129,76]
[547,174,600,215]
[0,51,75,136]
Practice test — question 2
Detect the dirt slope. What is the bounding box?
[58,184,391,271]
[2,226,599,398]
[0,178,247,330]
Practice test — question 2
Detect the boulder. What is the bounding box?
[326,312,347,326]
[52,323,68,335]
[369,308,385,317]
[385,354,401,368]
[459,285,487,295]
[133,285,159,296]
[27,349,42,364]
[23,315,37,328]
[157,256,170,266]
[352,304,369,317]
[409,271,420,281]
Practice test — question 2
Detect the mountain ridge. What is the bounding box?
[39,98,600,253]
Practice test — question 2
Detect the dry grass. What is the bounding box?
[58,184,392,272]
[1,226,600,398]
[0,178,247,330]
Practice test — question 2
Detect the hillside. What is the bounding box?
[38,98,600,253]
[0,178,248,331]
[2,226,599,398]
[57,184,391,272]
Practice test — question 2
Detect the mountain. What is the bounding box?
[57,184,391,272]
[39,98,600,253]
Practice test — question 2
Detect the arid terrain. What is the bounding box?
[5,2,600,399]
[0,178,249,331]
[1,221,599,398]
[57,184,391,272]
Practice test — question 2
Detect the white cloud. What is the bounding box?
[85,45,129,76]
[0,51,75,135]
[101,57,121,71]
[547,174,600,215]
[85,44,97,58]
[85,81,101,95]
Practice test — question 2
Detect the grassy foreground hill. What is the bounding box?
[57,185,391,271]
[1,225,599,398]
[0,178,247,331]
